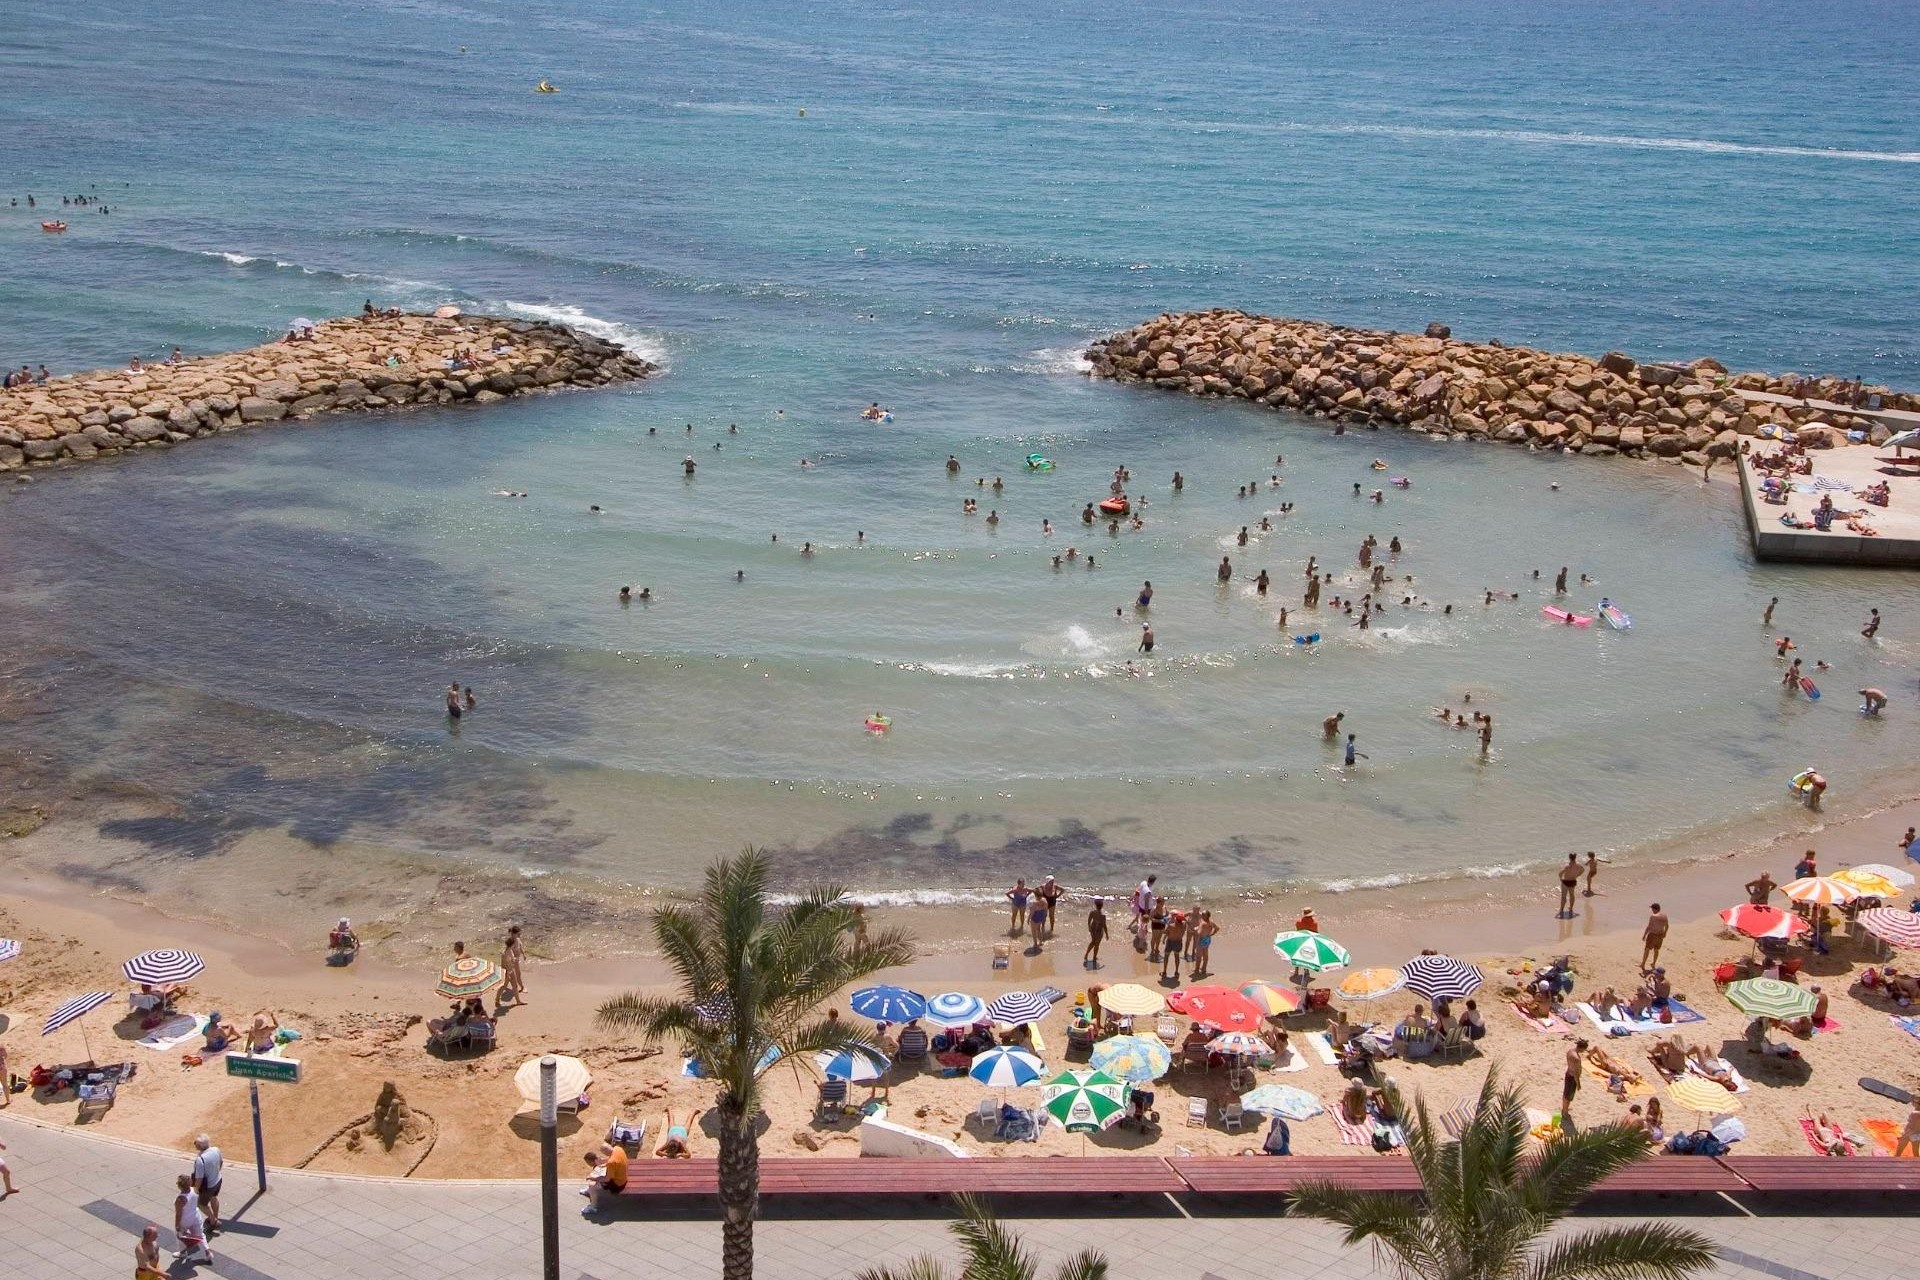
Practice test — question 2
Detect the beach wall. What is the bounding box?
[1086,311,1917,460]
[0,313,655,471]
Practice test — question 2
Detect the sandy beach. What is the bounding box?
[5,785,1918,1178]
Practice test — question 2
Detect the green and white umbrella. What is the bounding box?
[1271,930,1351,973]
[1724,977,1817,1022]
[1040,1069,1130,1133]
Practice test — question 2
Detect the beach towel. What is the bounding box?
[1686,1058,1751,1094]
[1584,1058,1653,1098]
[1271,1046,1309,1074]
[1576,1000,1704,1036]
[137,1015,206,1052]
[1305,1032,1339,1066]
[1799,1117,1858,1157]
[1366,1106,1406,1150]
[1331,1111,1372,1146]
[1892,1015,1920,1044]
[1812,1016,1840,1034]
[1860,1118,1918,1157]
[1508,1002,1560,1034]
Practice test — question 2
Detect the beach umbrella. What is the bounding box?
[1164,985,1266,1029]
[1337,967,1406,1001]
[1833,867,1907,899]
[1206,1031,1268,1057]
[513,1054,592,1105]
[1040,1069,1129,1133]
[968,1046,1045,1089]
[1088,1034,1172,1084]
[1271,930,1351,973]
[1883,428,1920,450]
[815,1046,890,1082]
[0,938,19,963]
[849,985,927,1023]
[123,948,206,986]
[436,955,504,999]
[1240,1083,1324,1121]
[1780,876,1860,907]
[986,991,1051,1026]
[1239,980,1304,1017]
[1400,954,1485,1001]
[1724,977,1818,1022]
[1857,906,1920,949]
[1096,983,1165,1017]
[1846,862,1915,888]
[924,991,987,1027]
[1667,1076,1742,1118]
[1719,904,1809,941]
[42,990,113,1062]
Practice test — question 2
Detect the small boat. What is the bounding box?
[40,220,67,233]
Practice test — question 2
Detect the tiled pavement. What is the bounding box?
[1,1114,1912,1279]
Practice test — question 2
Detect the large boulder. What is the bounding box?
[238,397,287,423]
[121,415,169,442]
[1598,351,1636,377]
[1424,322,1451,339]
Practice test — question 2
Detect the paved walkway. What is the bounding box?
[0,1114,1910,1279]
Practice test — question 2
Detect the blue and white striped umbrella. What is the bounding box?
[968,1046,1045,1088]
[815,1045,890,1082]
[986,991,1050,1026]
[123,948,206,986]
[42,990,113,1036]
[1400,954,1485,1002]
[849,985,927,1023]
[0,938,20,963]
[925,991,988,1027]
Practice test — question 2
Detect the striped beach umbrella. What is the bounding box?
[968,1046,1045,1089]
[1337,967,1406,1001]
[1088,1034,1172,1084]
[1240,1083,1324,1120]
[1206,1031,1268,1057]
[1165,985,1266,1029]
[43,990,113,1037]
[1719,904,1809,941]
[849,985,927,1023]
[1040,1069,1129,1133]
[1858,907,1920,949]
[1239,980,1304,1017]
[1725,977,1818,1021]
[815,1045,890,1082]
[1271,930,1351,973]
[1780,877,1859,907]
[0,938,19,963]
[986,991,1051,1026]
[123,948,206,986]
[1097,982,1166,1017]
[435,955,504,999]
[1668,1076,1741,1118]
[924,991,988,1027]
[1400,954,1484,1001]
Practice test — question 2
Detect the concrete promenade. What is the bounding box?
[0,1114,1911,1279]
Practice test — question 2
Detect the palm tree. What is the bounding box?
[855,1194,1107,1280]
[596,849,914,1280]
[1289,1070,1716,1280]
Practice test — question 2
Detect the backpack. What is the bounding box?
[1371,1127,1394,1152]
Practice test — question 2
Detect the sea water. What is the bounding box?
[2,0,1918,905]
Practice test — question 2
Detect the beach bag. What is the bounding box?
[1371,1127,1394,1152]
[1658,1006,1673,1024]
[1666,1131,1699,1155]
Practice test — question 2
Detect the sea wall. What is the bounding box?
[1086,311,1917,460]
[0,313,655,471]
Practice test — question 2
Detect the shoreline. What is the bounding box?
[0,311,654,471]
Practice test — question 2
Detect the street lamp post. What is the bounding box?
[540,1055,559,1280]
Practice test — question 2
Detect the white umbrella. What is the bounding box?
[1883,429,1920,450]
[986,991,1050,1026]
[124,949,206,985]
[514,1054,592,1105]
[815,1046,889,1082]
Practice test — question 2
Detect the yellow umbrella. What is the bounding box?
[1833,867,1901,899]
[1667,1076,1742,1117]
[1337,967,1406,1000]
[514,1054,592,1105]
[1097,983,1166,1017]
[1780,876,1860,906]
[1240,980,1305,1016]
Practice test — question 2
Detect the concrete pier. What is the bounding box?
[1738,444,1920,567]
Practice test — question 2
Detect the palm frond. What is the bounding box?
[1287,1180,1435,1278]
[1051,1252,1109,1280]
[1523,1120,1665,1219]
[853,1260,952,1280]
[1523,1222,1719,1280]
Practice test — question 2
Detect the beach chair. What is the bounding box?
[464,1019,496,1053]
[992,943,1011,970]
[1221,1102,1246,1133]
[426,1021,469,1054]
[1437,1026,1470,1062]
[1155,1015,1179,1046]
[1186,1097,1208,1127]
[817,1078,849,1118]
[971,1097,999,1128]
[607,1118,646,1154]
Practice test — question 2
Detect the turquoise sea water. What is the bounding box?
[3,0,1918,905]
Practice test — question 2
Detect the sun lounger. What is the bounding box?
[607,1118,647,1153]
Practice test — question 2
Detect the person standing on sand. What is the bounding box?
[1038,875,1063,935]
[1191,910,1218,979]
[1563,1039,1586,1128]
[1161,910,1187,983]
[1640,904,1669,972]
[1745,871,1777,905]
[1006,879,1030,936]
[1084,898,1107,968]
[502,924,527,1005]
[1583,851,1603,897]
[1028,893,1048,952]
[1557,855,1581,918]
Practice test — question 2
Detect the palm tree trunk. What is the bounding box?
[717,1095,759,1280]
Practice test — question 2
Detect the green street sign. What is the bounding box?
[225,1054,302,1084]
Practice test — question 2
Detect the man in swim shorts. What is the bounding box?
[1557,854,1581,918]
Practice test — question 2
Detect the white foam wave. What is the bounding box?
[488,300,672,368]
[200,250,258,266]
[1014,346,1095,376]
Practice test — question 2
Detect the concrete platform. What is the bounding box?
[1739,444,1920,566]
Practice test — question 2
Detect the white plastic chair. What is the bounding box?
[1186,1097,1208,1127]
[973,1097,999,1127]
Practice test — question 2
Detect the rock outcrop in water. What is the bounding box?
[0,312,655,471]
[1086,311,1916,460]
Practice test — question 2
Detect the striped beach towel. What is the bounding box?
[1332,1111,1372,1146]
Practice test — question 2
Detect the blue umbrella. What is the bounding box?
[926,991,988,1027]
[849,985,927,1023]
[969,1047,1045,1088]
[987,991,1050,1026]
[815,1045,890,1082]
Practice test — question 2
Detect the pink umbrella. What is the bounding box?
[1719,904,1809,941]
[1857,907,1920,950]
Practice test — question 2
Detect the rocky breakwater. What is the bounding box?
[1086,311,1918,461]
[0,313,655,471]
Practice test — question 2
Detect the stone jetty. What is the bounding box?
[1086,311,1916,461]
[0,312,655,471]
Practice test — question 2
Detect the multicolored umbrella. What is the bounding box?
[1239,980,1304,1017]
[1271,930,1351,973]
[1780,877,1860,907]
[1725,977,1817,1021]
[1858,907,1920,949]
[0,938,19,963]
[968,1046,1045,1089]
[815,1045,890,1082]
[1667,1076,1742,1117]
[1165,985,1265,1029]
[925,991,987,1027]
[1097,982,1166,1017]
[1834,866,1909,898]
[123,949,206,986]
[1400,954,1484,1001]
[1719,904,1809,941]
[1040,1069,1129,1133]
[1337,967,1406,1001]
[1240,1083,1324,1120]
[1088,1034,1172,1084]
[849,985,927,1023]
[1849,862,1915,887]
[1206,1031,1268,1057]
[986,991,1051,1026]
[42,990,112,1037]
[436,955,504,999]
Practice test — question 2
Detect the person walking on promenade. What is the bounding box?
[173,1174,211,1265]
[190,1134,223,1235]
[0,1136,15,1198]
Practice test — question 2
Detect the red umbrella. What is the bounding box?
[1164,985,1267,1030]
[1719,904,1809,941]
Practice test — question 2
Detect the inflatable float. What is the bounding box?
[1291,633,1321,645]
[1370,460,1388,471]
[863,714,892,734]
[39,221,66,233]
[1025,454,1054,471]
[1388,476,1411,488]
[1541,606,1594,627]
[1789,768,1826,800]
[1598,601,1632,631]
[1799,677,1821,701]
[535,80,557,93]
[1098,497,1129,516]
